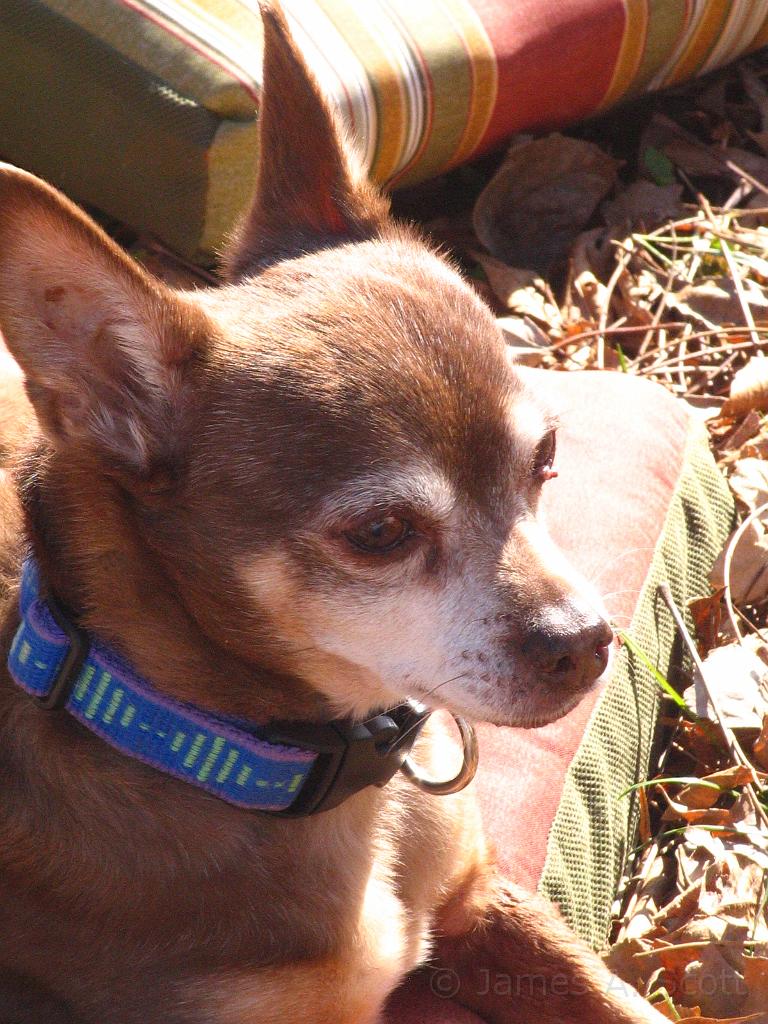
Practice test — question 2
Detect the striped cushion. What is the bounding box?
[2,1,767,260]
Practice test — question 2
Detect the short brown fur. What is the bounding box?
[0,5,662,1022]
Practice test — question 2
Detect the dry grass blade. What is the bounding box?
[697,195,762,349]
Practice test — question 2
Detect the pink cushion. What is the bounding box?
[477,368,689,891]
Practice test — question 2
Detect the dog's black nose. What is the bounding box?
[521,606,613,691]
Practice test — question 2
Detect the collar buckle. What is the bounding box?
[34,593,91,710]
[262,701,431,816]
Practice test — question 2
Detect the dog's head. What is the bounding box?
[0,5,610,729]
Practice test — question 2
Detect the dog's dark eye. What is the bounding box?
[345,515,413,554]
[532,429,557,481]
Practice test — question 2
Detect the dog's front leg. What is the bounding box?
[433,878,666,1024]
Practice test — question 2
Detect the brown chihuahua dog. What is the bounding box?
[0,6,665,1023]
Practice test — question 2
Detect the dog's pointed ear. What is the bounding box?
[222,2,390,279]
[0,164,205,480]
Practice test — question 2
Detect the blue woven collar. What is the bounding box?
[7,559,429,816]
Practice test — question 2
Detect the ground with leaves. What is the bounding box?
[111,53,768,1024]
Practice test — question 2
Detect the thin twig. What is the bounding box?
[734,603,768,646]
[638,326,767,363]
[725,158,768,200]
[676,326,690,394]
[637,337,766,374]
[632,938,764,959]
[597,249,634,368]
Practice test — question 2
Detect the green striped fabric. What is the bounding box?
[2,1,767,260]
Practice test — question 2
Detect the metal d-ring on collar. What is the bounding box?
[399,714,479,795]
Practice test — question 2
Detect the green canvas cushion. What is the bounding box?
[385,367,734,1023]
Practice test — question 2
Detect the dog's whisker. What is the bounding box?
[607,614,633,628]
[599,589,639,603]
[416,672,472,707]
[384,673,472,726]
[587,546,659,588]
[389,674,472,749]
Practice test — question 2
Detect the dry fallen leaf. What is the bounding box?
[674,785,722,812]
[496,316,551,365]
[741,956,768,1018]
[661,802,735,826]
[710,519,768,605]
[656,1007,689,1022]
[473,133,620,271]
[669,278,768,329]
[701,765,762,789]
[475,255,562,329]
[653,878,706,932]
[623,849,674,941]
[676,943,748,1017]
[684,819,768,873]
[728,457,768,514]
[683,635,768,730]
[615,290,655,333]
[570,226,617,286]
[753,715,768,771]
[667,716,731,775]
[718,412,763,454]
[604,937,657,994]
[689,588,725,657]
[676,766,757,811]
[725,359,768,418]
[601,181,684,229]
